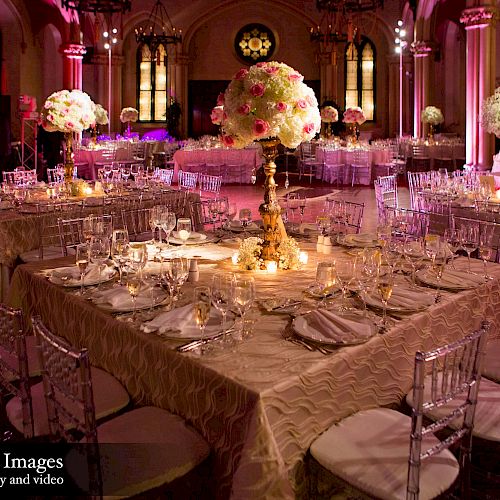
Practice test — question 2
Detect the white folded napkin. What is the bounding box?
[348,233,377,244]
[430,269,485,287]
[93,285,154,309]
[304,309,373,341]
[298,223,318,234]
[141,303,194,334]
[367,285,434,309]
[172,231,206,241]
[51,264,114,286]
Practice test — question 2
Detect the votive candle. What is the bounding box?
[232,252,239,265]
[299,251,309,265]
[267,261,278,273]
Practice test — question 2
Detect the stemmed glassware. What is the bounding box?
[89,235,110,289]
[129,242,147,280]
[161,212,177,248]
[334,259,354,311]
[432,247,447,302]
[193,286,212,354]
[479,225,495,280]
[403,236,425,285]
[150,206,162,243]
[211,273,235,343]
[377,268,394,332]
[233,276,255,338]
[176,218,192,247]
[287,195,299,231]
[111,229,129,285]
[209,199,220,234]
[315,262,336,307]
[126,275,143,321]
[238,209,252,235]
[298,196,307,226]
[460,225,479,273]
[443,228,462,270]
[75,243,89,296]
[82,215,95,243]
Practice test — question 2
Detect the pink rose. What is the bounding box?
[288,72,304,82]
[66,121,74,129]
[237,103,251,115]
[275,102,287,112]
[303,122,316,135]
[222,135,235,147]
[210,106,224,125]
[256,62,267,68]
[250,83,266,97]
[296,99,308,110]
[306,95,316,106]
[253,118,270,137]
[217,92,225,106]
[265,66,279,75]
[234,68,249,80]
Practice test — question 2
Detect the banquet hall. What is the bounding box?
[0,0,500,499]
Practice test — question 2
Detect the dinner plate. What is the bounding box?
[95,290,170,313]
[415,268,485,291]
[293,311,377,346]
[363,284,435,313]
[151,314,234,340]
[169,232,211,245]
[48,266,116,287]
[304,283,340,299]
[339,233,380,248]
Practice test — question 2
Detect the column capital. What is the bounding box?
[59,43,86,60]
[460,6,497,30]
[410,41,433,58]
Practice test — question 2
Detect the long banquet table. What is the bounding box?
[7,247,500,499]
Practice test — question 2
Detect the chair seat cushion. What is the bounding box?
[406,376,500,442]
[71,406,210,497]
[6,367,129,436]
[0,334,42,380]
[483,339,500,382]
[310,408,458,500]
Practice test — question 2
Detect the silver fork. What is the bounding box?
[282,323,330,355]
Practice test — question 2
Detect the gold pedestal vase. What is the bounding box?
[347,123,359,145]
[258,138,288,262]
[63,132,75,184]
[427,124,435,143]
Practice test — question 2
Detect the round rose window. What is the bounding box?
[234,24,276,64]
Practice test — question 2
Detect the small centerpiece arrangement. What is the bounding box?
[120,107,139,138]
[481,87,500,166]
[320,105,338,139]
[421,105,444,142]
[91,103,109,145]
[220,61,320,263]
[342,106,366,145]
[40,89,96,184]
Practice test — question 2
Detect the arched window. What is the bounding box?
[344,38,376,121]
[137,43,168,122]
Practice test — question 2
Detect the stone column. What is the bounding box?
[171,53,189,138]
[460,5,497,170]
[410,41,433,138]
[60,44,86,90]
[92,52,125,135]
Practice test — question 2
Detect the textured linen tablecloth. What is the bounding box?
[8,251,500,500]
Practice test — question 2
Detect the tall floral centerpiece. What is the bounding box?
[221,61,321,261]
[40,89,95,184]
[210,105,225,137]
[342,106,366,145]
[421,106,444,142]
[92,103,109,144]
[481,87,500,170]
[320,105,338,139]
[120,107,138,138]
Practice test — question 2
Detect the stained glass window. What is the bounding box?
[137,42,168,122]
[344,38,376,121]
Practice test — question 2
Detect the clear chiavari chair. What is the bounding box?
[120,207,152,241]
[178,170,199,191]
[350,150,371,186]
[374,175,398,224]
[198,173,222,199]
[325,198,364,234]
[310,323,490,500]
[155,168,174,186]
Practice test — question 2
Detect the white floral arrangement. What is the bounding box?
[481,87,500,138]
[236,237,264,270]
[41,89,95,133]
[120,107,139,123]
[421,106,444,125]
[220,61,321,149]
[321,106,338,123]
[211,105,225,125]
[342,107,366,125]
[277,237,301,270]
[93,103,109,125]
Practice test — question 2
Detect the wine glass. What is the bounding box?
[211,273,235,345]
[162,212,177,248]
[176,218,192,247]
[75,243,89,296]
[479,225,495,280]
[193,286,212,354]
[460,225,478,273]
[150,205,164,243]
[424,234,440,265]
[208,199,220,234]
[287,196,299,231]
[126,276,143,321]
[111,229,129,285]
[82,215,95,243]
[129,242,147,279]
[298,196,307,225]
[315,262,336,307]
[89,235,110,289]
[377,268,394,332]
[443,228,462,270]
[403,236,425,286]
[233,276,255,339]
[238,209,252,235]
[334,259,354,311]
[432,247,447,302]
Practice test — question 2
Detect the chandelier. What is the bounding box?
[311,0,383,56]
[135,0,182,46]
[62,0,131,14]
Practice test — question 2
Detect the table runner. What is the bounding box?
[8,252,500,499]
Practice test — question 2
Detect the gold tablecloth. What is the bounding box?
[7,251,500,499]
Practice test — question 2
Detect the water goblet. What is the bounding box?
[193,286,212,354]
[111,229,130,285]
[334,259,354,311]
[211,273,235,345]
[233,276,256,339]
[89,235,110,289]
[479,225,495,280]
[162,212,177,248]
[209,199,220,234]
[443,228,462,270]
[315,261,336,307]
[75,243,90,296]
[129,242,148,280]
[377,268,394,332]
[403,236,425,285]
[460,225,478,273]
